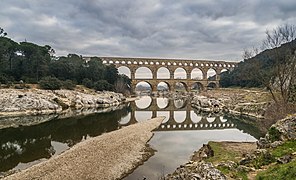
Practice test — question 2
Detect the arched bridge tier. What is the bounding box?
[89,57,238,91]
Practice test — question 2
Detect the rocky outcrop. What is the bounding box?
[164,144,226,180]
[164,161,226,180]
[257,115,296,148]
[191,96,225,113]
[0,89,125,118]
[267,115,296,141]
[191,144,214,162]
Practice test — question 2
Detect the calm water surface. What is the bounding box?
[0,96,261,179]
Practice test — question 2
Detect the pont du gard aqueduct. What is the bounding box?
[84,57,238,92]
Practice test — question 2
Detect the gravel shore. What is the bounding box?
[4,117,164,180]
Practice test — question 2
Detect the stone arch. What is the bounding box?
[118,66,131,78]
[157,81,170,91]
[175,81,188,92]
[191,68,203,80]
[135,81,152,92]
[207,82,218,89]
[174,67,186,79]
[191,82,204,92]
[135,67,153,79]
[207,68,217,80]
[157,67,170,79]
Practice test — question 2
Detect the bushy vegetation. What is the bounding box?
[39,76,62,90]
[268,126,281,142]
[0,30,131,92]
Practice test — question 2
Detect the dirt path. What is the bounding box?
[4,117,164,180]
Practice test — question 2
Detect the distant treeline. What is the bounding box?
[220,39,296,88]
[0,36,130,93]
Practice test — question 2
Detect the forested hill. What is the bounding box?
[220,39,296,88]
[0,36,130,92]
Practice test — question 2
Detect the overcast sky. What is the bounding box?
[1,0,296,61]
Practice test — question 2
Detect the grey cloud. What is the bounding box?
[0,0,296,61]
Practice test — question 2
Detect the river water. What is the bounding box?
[0,96,261,179]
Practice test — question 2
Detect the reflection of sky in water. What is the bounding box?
[174,111,186,123]
[220,116,228,122]
[207,117,216,123]
[118,112,131,125]
[157,111,170,123]
[135,96,152,109]
[190,111,202,123]
[14,141,69,171]
[135,111,152,122]
[157,98,169,109]
[174,99,185,109]
[125,129,257,180]
[125,96,257,180]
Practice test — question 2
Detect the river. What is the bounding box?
[0,96,261,179]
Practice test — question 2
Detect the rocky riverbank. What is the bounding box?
[0,88,126,117]
[2,117,164,180]
[191,88,271,119]
[163,114,296,179]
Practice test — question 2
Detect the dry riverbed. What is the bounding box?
[3,117,164,180]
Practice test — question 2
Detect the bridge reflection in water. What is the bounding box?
[119,96,235,131]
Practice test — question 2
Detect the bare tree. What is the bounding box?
[242,46,259,60]
[261,24,296,103]
[0,27,7,37]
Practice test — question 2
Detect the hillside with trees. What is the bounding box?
[220,24,296,104]
[0,30,131,93]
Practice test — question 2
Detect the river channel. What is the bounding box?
[0,96,261,179]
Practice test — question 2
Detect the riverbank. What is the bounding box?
[3,116,164,180]
[0,88,125,115]
[164,114,296,179]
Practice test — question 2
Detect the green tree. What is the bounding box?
[19,42,51,82]
[105,64,119,85]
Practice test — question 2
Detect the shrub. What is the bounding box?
[94,80,114,91]
[82,78,94,89]
[39,76,62,90]
[268,126,281,142]
[0,74,14,84]
[61,80,76,90]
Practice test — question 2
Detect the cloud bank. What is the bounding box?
[1,0,296,61]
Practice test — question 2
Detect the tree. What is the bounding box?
[260,24,296,103]
[114,74,131,94]
[105,64,119,85]
[0,27,7,37]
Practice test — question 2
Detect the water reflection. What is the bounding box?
[122,96,261,180]
[0,96,263,176]
[0,106,130,172]
[120,96,235,131]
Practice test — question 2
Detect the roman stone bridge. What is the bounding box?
[89,57,237,92]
